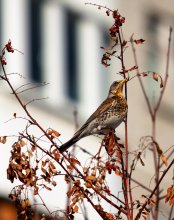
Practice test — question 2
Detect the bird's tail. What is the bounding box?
[59,136,79,153]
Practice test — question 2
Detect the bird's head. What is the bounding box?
[108,79,126,98]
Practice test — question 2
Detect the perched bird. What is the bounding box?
[59,79,128,153]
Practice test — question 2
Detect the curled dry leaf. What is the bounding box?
[41,184,52,191]
[47,128,60,137]
[0,136,7,144]
[154,142,163,155]
[165,185,174,205]
[152,72,164,88]
[52,148,60,160]
[51,181,57,186]
[19,139,26,147]
[153,72,158,82]
[69,157,81,166]
[73,205,79,213]
[161,154,168,166]
[143,73,148,77]
[148,198,156,205]
[134,39,145,44]
[31,144,36,152]
[115,168,123,177]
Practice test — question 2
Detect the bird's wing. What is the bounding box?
[74,97,114,136]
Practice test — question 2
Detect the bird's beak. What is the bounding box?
[120,78,127,85]
[119,78,127,89]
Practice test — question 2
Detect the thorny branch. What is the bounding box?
[135,157,174,220]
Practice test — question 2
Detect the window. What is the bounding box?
[146,14,160,71]
[29,0,42,82]
[65,10,80,101]
[145,10,174,111]
[27,0,109,116]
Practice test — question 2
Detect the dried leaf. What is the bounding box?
[134,39,145,44]
[41,167,47,174]
[43,184,52,191]
[42,161,47,167]
[154,142,163,155]
[31,144,36,152]
[51,181,57,186]
[106,10,110,16]
[1,136,7,144]
[165,185,174,205]
[161,154,168,166]
[160,80,164,88]
[47,129,60,137]
[159,75,164,88]
[85,175,96,182]
[148,198,156,205]
[52,129,60,137]
[143,73,148,77]
[20,139,26,147]
[70,158,81,166]
[122,40,127,47]
[73,205,79,213]
[49,161,56,170]
[116,151,122,159]
[115,169,123,177]
[52,149,60,160]
[153,72,158,82]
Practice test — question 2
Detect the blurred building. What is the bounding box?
[0,0,174,219]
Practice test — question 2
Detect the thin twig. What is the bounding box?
[168,198,174,220]
[37,193,52,216]
[25,97,48,106]
[130,35,154,118]
[135,157,174,220]
[154,27,172,115]
[118,30,132,219]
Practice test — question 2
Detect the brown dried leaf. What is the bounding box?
[154,142,163,155]
[143,72,148,77]
[52,129,60,137]
[43,185,52,191]
[31,144,36,152]
[134,39,145,44]
[85,175,96,182]
[122,40,127,47]
[165,185,174,205]
[159,75,164,88]
[1,136,7,144]
[51,181,57,186]
[41,167,47,174]
[115,169,123,177]
[70,158,81,166]
[47,129,60,137]
[27,150,33,157]
[73,205,79,213]
[116,151,122,159]
[20,139,26,147]
[161,154,168,166]
[148,198,156,205]
[85,182,92,188]
[153,72,158,82]
[49,161,57,174]
[52,149,60,161]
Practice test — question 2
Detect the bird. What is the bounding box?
[59,79,128,153]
